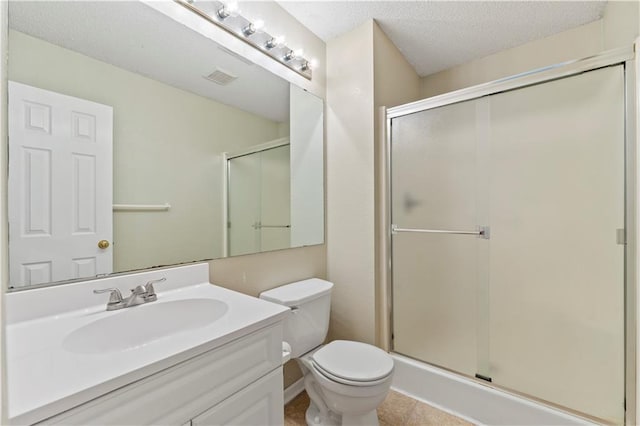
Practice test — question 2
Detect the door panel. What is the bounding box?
[488,66,625,423]
[8,82,113,287]
[391,99,481,377]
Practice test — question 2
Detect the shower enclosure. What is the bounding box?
[387,48,636,424]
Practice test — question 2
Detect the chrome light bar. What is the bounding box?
[175,0,313,80]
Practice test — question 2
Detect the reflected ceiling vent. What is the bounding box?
[203,68,238,85]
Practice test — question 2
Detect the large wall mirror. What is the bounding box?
[6,1,324,290]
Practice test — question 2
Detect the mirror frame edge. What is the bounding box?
[1,0,10,422]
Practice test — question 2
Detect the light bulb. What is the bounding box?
[253,19,265,31]
[226,1,239,14]
[293,48,304,59]
[265,35,285,50]
[243,19,265,36]
[217,1,239,19]
[309,58,318,69]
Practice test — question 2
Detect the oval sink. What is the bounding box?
[63,298,229,354]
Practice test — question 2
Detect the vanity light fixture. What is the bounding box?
[242,19,264,36]
[175,0,312,80]
[283,50,295,61]
[216,1,239,20]
[265,35,284,49]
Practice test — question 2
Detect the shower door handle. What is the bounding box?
[391,224,490,239]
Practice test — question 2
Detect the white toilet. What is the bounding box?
[260,278,394,426]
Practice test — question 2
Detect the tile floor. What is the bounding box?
[284,389,473,425]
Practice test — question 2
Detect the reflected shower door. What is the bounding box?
[487,66,624,423]
[391,98,487,377]
[227,144,291,256]
[260,145,291,252]
[228,152,261,256]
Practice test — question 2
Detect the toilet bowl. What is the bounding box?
[260,279,394,426]
[300,340,394,425]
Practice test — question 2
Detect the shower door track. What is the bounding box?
[382,44,638,425]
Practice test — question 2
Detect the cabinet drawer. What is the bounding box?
[41,323,283,425]
[192,368,283,426]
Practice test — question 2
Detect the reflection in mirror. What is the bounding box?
[7,1,324,290]
[227,139,291,257]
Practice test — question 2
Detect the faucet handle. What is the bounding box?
[130,285,147,295]
[144,277,166,301]
[93,288,124,305]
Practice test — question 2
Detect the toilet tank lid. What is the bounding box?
[259,278,333,307]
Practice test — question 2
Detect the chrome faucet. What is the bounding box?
[94,278,166,311]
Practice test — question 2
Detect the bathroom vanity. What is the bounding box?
[5,263,289,425]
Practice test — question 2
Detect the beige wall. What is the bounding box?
[8,30,282,273]
[420,1,639,98]
[325,20,420,347]
[373,23,421,110]
[603,0,640,51]
[326,21,376,345]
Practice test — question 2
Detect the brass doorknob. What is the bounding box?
[98,240,110,249]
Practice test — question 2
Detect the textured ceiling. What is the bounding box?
[9,1,290,122]
[276,1,607,77]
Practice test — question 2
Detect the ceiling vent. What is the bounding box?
[203,68,238,86]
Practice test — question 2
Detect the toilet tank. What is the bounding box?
[260,278,333,358]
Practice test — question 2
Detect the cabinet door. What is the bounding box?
[192,368,283,426]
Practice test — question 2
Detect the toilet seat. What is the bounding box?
[312,362,392,387]
[311,340,394,386]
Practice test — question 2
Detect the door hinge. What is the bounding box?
[617,228,626,245]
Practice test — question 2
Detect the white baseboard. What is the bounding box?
[284,378,305,405]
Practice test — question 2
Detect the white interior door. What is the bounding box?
[8,81,113,288]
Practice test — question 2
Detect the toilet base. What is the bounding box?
[305,401,340,426]
[305,401,379,426]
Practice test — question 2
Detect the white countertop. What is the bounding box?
[5,263,289,425]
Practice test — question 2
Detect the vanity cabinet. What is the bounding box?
[39,323,284,425]
[190,369,282,426]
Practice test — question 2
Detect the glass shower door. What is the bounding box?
[391,98,489,378]
[486,66,625,423]
[390,65,625,423]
